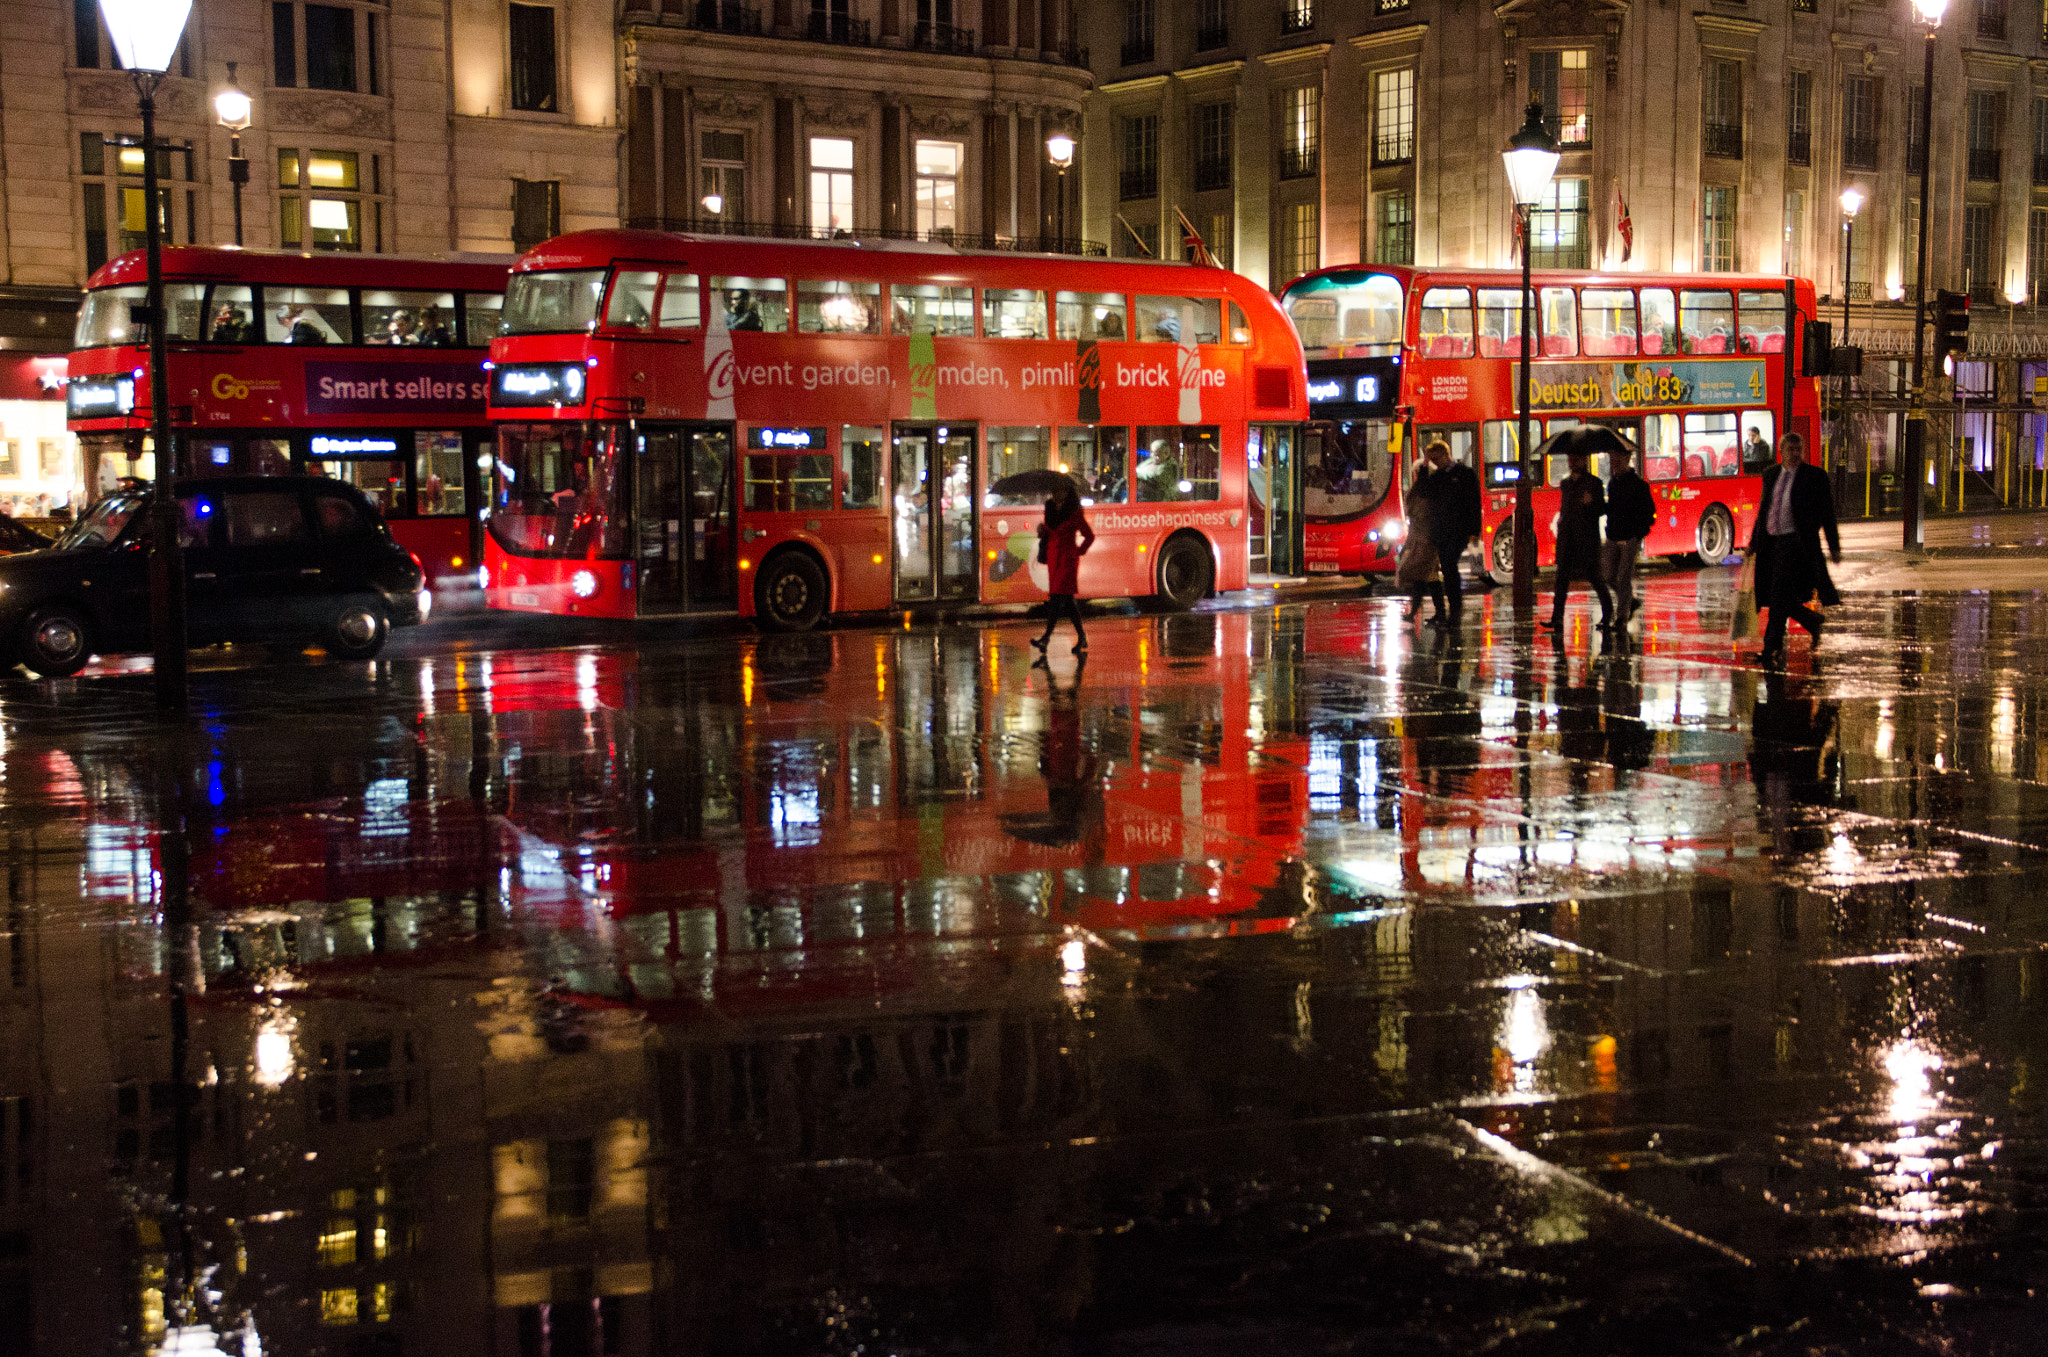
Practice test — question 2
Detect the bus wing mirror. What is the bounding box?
[1800,320,1832,377]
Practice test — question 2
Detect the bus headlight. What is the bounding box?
[1382,518,1404,542]
[477,565,490,589]
[417,589,433,621]
[571,569,600,599]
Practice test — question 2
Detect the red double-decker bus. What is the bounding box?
[481,230,1306,629]
[66,246,510,592]
[1279,266,1821,579]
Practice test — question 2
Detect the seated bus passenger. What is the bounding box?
[725,289,763,331]
[280,305,327,345]
[417,305,453,347]
[1097,311,1125,338]
[209,305,252,343]
[386,309,419,345]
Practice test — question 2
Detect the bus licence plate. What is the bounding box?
[1308,561,1341,573]
[511,590,541,606]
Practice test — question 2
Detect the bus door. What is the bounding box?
[890,423,978,603]
[634,424,736,614]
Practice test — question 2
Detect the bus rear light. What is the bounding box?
[738,559,752,571]
[570,569,600,599]
[871,553,884,564]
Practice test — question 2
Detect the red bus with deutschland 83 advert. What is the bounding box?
[1279,265,1822,580]
[480,229,1306,629]
[65,246,509,592]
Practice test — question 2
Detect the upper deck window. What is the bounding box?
[1418,287,1472,358]
[266,287,352,344]
[1736,289,1787,353]
[1055,291,1127,340]
[1135,296,1222,344]
[503,269,607,335]
[462,292,505,345]
[1281,271,1403,355]
[1640,288,1678,354]
[1539,286,1577,357]
[76,284,206,348]
[1475,288,1526,358]
[364,289,457,346]
[1678,288,1735,354]
[714,277,789,332]
[605,271,660,329]
[1580,288,1637,356]
[798,281,882,335]
[983,289,1049,339]
[891,283,974,337]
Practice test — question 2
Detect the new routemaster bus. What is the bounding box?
[1279,266,1822,579]
[480,230,1307,629]
[66,246,510,591]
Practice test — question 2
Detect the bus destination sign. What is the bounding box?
[1305,357,1399,419]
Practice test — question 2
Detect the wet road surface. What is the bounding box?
[7,566,2048,1354]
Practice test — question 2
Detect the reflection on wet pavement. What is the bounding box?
[7,574,2048,1353]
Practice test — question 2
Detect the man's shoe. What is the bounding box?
[1753,648,1784,668]
[1806,617,1823,649]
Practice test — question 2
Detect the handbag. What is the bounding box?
[1729,555,1758,640]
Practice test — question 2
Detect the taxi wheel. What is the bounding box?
[326,601,389,660]
[1490,524,1516,577]
[755,551,827,632]
[19,604,93,678]
[1156,534,1214,611]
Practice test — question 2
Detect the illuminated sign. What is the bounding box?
[1305,358,1399,417]
[1305,377,1343,403]
[311,435,402,456]
[1353,374,1380,404]
[746,426,825,451]
[66,376,135,418]
[490,363,586,407]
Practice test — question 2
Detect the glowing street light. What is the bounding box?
[1500,101,1559,614]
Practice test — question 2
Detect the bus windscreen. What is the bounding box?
[1283,271,1404,356]
[502,269,608,336]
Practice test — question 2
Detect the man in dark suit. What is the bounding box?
[1750,432,1840,665]
[1601,443,1657,623]
[1407,438,1483,625]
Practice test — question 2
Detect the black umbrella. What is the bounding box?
[1531,424,1638,464]
[991,468,1085,499]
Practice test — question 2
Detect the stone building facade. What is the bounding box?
[1078,0,2048,510]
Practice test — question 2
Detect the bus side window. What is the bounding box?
[891,283,975,337]
[1738,412,1775,470]
[1737,290,1786,353]
[363,289,456,346]
[1682,411,1739,477]
[1476,289,1523,359]
[415,431,465,515]
[1229,303,1250,345]
[841,426,884,510]
[987,427,1052,504]
[1135,426,1220,501]
[1679,289,1734,355]
[605,271,659,330]
[657,272,701,329]
[745,451,832,511]
[1135,296,1221,344]
[798,280,882,335]
[204,284,257,343]
[461,292,504,346]
[1060,427,1129,503]
[1639,288,1677,355]
[1419,288,1473,358]
[1580,288,1637,356]
[1641,414,1680,480]
[1540,286,1576,357]
[1055,291,1126,340]
[266,287,352,344]
[982,289,1049,340]
[712,276,789,332]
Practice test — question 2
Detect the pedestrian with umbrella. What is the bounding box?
[1541,431,1615,632]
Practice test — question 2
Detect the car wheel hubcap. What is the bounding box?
[337,611,377,646]
[35,619,80,660]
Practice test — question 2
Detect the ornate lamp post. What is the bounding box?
[215,63,251,247]
[1501,101,1560,614]
[1903,0,1949,551]
[1836,186,1863,469]
[1046,133,1075,253]
[100,0,193,712]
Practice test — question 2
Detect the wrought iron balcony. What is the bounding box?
[1969,147,2002,181]
[692,0,762,34]
[1788,129,1811,166]
[1119,169,1157,200]
[1375,0,1410,12]
[1280,5,1314,32]
[1372,140,1413,168]
[1848,281,1871,301]
[805,11,871,44]
[912,21,975,53]
[1279,146,1318,180]
[1193,158,1230,191]
[620,216,1108,255]
[1844,136,1881,172]
[1703,121,1743,159]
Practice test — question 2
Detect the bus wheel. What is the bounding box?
[1696,506,1734,563]
[1156,534,1213,611]
[1489,524,1515,577]
[19,604,92,678]
[756,551,827,632]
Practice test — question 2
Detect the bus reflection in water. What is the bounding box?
[482,230,1308,630]
[66,246,510,593]
[1282,266,1820,580]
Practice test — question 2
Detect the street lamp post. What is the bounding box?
[215,63,251,247]
[1502,101,1560,615]
[1046,133,1075,253]
[1837,186,1863,470]
[100,0,194,713]
[1904,0,1949,552]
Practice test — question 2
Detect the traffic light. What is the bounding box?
[1934,289,1971,357]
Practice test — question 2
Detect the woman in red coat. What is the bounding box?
[1033,481,1095,654]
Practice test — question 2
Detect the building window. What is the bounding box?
[1530,176,1589,268]
[1848,202,1871,295]
[1784,191,1803,282]
[1196,0,1228,50]
[1702,185,1737,272]
[1908,90,1927,175]
[1280,85,1319,179]
[1905,199,1921,295]
[1194,103,1232,191]
[1121,0,1153,64]
[1965,202,1998,293]
[81,133,196,274]
[1788,71,1812,166]
[1703,59,1742,159]
[1117,219,1159,258]
[545,1138,595,1224]
[1968,91,2002,181]
[1120,114,1158,200]
[1374,68,1415,166]
[914,140,960,239]
[701,130,746,228]
[1845,77,1879,172]
[511,178,559,252]
[810,137,855,233]
[281,148,381,252]
[1977,0,2007,40]
[1283,201,1318,281]
[1280,0,1314,32]
[1530,50,1590,147]
[1208,211,1232,269]
[2034,97,2048,184]
[274,3,373,93]
[2029,207,2048,303]
[1375,191,1413,265]
[508,4,558,113]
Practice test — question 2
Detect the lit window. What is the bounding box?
[1374,69,1415,165]
[320,1287,359,1326]
[318,1218,358,1266]
[279,148,375,253]
[914,140,960,240]
[810,137,855,234]
[1530,50,1590,146]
